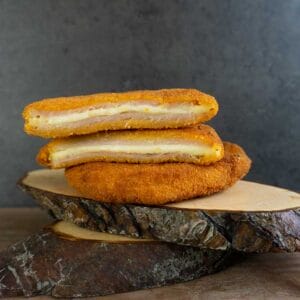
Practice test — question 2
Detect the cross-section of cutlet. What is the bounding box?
[23,89,218,138]
[37,124,224,168]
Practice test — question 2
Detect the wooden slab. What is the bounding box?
[22,169,300,212]
[19,170,300,252]
[0,221,232,298]
[1,208,300,299]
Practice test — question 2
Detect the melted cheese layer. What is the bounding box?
[52,143,216,164]
[31,103,208,126]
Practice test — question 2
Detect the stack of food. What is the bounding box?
[2,88,299,298]
[23,88,251,205]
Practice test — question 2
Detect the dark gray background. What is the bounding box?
[0,0,299,207]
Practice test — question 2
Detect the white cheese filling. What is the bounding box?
[31,103,208,126]
[51,143,215,163]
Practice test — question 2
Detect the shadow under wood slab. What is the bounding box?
[0,221,233,298]
[19,169,300,253]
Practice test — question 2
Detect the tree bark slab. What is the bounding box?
[0,221,233,298]
[19,169,300,253]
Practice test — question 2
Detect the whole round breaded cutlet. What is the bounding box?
[65,142,251,205]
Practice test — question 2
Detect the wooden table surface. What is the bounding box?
[1,208,300,300]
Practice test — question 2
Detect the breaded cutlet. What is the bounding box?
[37,124,224,168]
[23,89,218,138]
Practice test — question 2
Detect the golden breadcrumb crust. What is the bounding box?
[65,142,251,205]
[23,88,217,111]
[23,88,218,138]
[37,124,224,168]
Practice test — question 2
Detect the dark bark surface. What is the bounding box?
[0,223,233,298]
[19,183,300,253]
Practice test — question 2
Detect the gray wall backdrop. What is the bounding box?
[0,0,299,207]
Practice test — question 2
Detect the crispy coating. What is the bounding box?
[65,142,251,205]
[37,124,224,168]
[23,88,217,111]
[23,88,218,138]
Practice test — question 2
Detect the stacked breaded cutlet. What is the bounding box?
[23,88,251,205]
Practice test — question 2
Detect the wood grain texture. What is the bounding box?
[0,208,300,299]
[19,170,300,253]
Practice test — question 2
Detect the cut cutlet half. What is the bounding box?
[64,142,251,205]
[37,124,224,168]
[23,88,219,138]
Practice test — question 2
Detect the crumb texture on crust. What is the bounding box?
[37,124,224,168]
[65,142,251,205]
[23,88,219,138]
[23,88,217,111]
